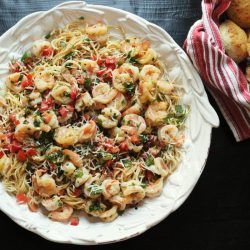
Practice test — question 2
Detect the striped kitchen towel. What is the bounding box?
[184,0,250,141]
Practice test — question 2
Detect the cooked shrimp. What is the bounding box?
[80,59,99,73]
[157,125,184,147]
[51,82,72,104]
[86,23,108,44]
[156,80,174,95]
[5,73,23,93]
[121,180,145,196]
[102,179,120,199]
[61,161,76,176]
[41,195,62,211]
[92,83,118,104]
[122,101,143,116]
[32,40,52,57]
[86,200,106,217]
[109,194,127,211]
[140,65,161,82]
[107,92,127,111]
[77,120,96,143]
[42,110,59,129]
[54,126,78,147]
[84,174,102,199]
[14,119,38,142]
[63,149,83,167]
[109,127,126,143]
[34,72,55,92]
[145,177,163,198]
[62,70,77,85]
[112,63,139,93]
[120,37,141,56]
[121,114,146,135]
[154,157,169,177]
[48,205,73,222]
[75,92,94,112]
[97,107,121,129]
[145,102,168,126]
[139,81,156,104]
[28,91,42,106]
[137,48,158,64]
[32,170,57,198]
[74,167,91,187]
[99,205,118,222]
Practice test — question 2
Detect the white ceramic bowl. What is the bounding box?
[0,1,219,245]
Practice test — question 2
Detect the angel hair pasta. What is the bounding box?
[0,18,188,223]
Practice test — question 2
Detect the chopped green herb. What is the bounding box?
[141,183,147,189]
[64,52,74,60]
[23,120,29,125]
[122,159,132,168]
[45,32,51,39]
[64,92,70,97]
[98,151,113,161]
[128,56,137,64]
[123,82,135,94]
[33,119,41,127]
[145,155,154,167]
[139,134,148,143]
[89,201,102,212]
[46,150,65,164]
[37,130,55,146]
[75,169,83,178]
[175,105,184,116]
[118,61,123,67]
[79,16,85,20]
[88,184,103,195]
[125,39,130,42]
[21,52,31,62]
[84,78,92,90]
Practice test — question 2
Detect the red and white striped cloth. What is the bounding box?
[184,0,250,141]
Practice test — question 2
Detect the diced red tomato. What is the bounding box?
[73,188,81,197]
[26,148,37,156]
[16,193,28,204]
[9,114,20,126]
[9,142,21,153]
[70,216,79,226]
[49,163,56,170]
[106,159,113,168]
[70,88,78,100]
[40,98,54,112]
[21,74,33,89]
[0,151,4,158]
[10,62,21,73]
[17,150,27,162]
[41,47,54,57]
[96,69,106,78]
[97,57,104,66]
[59,106,68,118]
[120,141,129,152]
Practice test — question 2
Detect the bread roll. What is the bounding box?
[246,30,250,56]
[219,20,248,63]
[226,0,250,29]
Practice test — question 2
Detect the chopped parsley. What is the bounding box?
[127,50,137,64]
[122,159,132,168]
[123,82,135,94]
[21,52,31,62]
[79,16,85,20]
[75,169,83,178]
[89,201,102,212]
[84,78,92,90]
[37,130,55,146]
[33,119,41,127]
[98,151,113,161]
[145,155,154,167]
[64,52,74,60]
[175,105,184,116]
[139,134,148,143]
[46,150,65,164]
[45,32,51,39]
[88,184,103,195]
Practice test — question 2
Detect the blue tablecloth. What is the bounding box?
[0,0,201,46]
